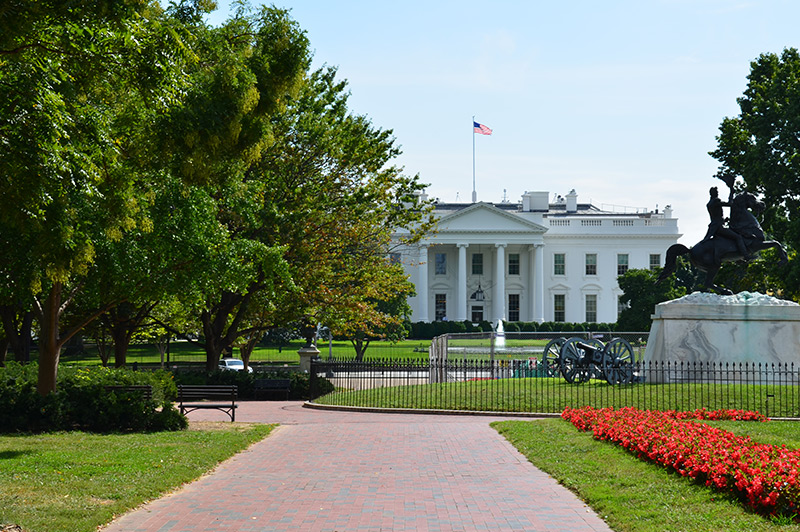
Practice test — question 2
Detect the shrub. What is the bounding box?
[171,367,324,400]
[0,362,185,433]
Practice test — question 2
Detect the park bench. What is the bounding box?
[104,385,153,400]
[253,378,291,400]
[177,384,238,421]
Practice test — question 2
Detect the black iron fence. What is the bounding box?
[309,358,800,418]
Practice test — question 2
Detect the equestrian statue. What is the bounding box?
[657,175,787,294]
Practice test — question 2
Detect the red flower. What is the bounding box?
[561,406,795,519]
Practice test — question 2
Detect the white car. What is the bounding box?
[218,358,253,373]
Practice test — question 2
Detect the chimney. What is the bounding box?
[522,191,549,211]
[531,191,548,211]
[566,189,578,213]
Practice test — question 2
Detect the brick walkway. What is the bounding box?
[101,402,612,532]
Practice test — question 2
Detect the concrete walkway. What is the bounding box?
[101,402,613,532]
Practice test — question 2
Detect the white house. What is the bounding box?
[394,189,681,324]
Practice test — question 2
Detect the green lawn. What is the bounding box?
[494,418,800,532]
[315,377,799,417]
[0,423,273,532]
[58,339,433,366]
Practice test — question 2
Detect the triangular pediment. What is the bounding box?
[435,203,547,234]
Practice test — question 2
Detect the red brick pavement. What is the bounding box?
[101,402,613,532]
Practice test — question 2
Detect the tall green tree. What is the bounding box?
[0,1,312,389]
[337,287,414,361]
[253,67,433,353]
[710,47,800,300]
[0,1,200,394]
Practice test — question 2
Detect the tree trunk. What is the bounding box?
[95,331,110,367]
[351,338,370,361]
[200,290,253,372]
[37,283,63,396]
[105,302,155,368]
[0,305,33,363]
[0,336,8,366]
[17,311,33,362]
[112,324,129,368]
[201,309,229,372]
[239,333,262,370]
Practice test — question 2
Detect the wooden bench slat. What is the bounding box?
[177,385,238,421]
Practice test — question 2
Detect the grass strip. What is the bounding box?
[0,422,274,532]
[493,419,800,531]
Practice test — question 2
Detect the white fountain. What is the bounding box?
[495,319,505,349]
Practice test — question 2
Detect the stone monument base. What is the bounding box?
[642,292,800,383]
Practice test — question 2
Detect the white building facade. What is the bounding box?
[395,190,681,324]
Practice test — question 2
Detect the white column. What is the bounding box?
[417,245,429,322]
[528,245,536,321]
[457,243,468,321]
[533,243,545,323]
[494,243,506,322]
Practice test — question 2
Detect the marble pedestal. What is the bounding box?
[642,292,800,383]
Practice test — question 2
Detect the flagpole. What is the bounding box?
[472,115,477,203]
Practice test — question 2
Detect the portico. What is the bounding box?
[411,203,547,323]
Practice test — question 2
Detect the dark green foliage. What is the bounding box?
[617,268,687,332]
[171,368,326,400]
[0,363,186,433]
[710,48,800,299]
[407,320,621,339]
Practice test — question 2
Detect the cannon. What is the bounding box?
[540,336,636,385]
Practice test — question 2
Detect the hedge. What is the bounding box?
[408,320,617,339]
[0,363,186,433]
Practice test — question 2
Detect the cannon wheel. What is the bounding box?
[541,337,566,377]
[602,338,636,385]
[560,337,603,384]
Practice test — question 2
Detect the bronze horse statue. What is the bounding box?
[658,192,787,294]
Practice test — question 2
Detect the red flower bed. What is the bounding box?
[562,406,798,517]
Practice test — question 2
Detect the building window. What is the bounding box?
[585,253,597,276]
[471,305,484,323]
[617,254,629,276]
[508,294,520,321]
[585,294,597,323]
[435,294,447,321]
[508,253,520,275]
[472,253,483,275]
[649,254,661,270]
[553,253,565,275]
[435,253,447,275]
[554,294,565,322]
[389,252,401,264]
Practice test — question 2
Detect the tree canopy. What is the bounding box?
[710,47,800,300]
[0,2,433,391]
[617,268,687,331]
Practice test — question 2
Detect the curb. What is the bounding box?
[302,400,561,418]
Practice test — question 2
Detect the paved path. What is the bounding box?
[102,402,613,532]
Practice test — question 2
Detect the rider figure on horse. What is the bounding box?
[703,185,751,261]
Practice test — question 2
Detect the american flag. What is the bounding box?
[473,121,492,135]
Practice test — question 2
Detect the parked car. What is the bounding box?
[219,357,253,373]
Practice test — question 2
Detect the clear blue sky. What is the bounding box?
[203,0,799,245]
